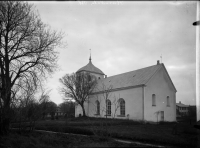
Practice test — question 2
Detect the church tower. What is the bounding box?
[76,54,105,79]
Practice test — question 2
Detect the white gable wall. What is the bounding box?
[144,66,176,122]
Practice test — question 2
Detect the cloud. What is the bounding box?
[167,65,187,70]
[31,2,196,105]
[168,1,196,6]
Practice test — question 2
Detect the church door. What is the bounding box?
[160,111,164,121]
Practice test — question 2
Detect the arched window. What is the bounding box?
[96,100,100,115]
[106,100,111,115]
[119,98,125,116]
[167,96,170,107]
[152,94,156,106]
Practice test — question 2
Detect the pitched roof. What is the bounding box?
[76,60,104,75]
[95,64,164,92]
[176,103,189,107]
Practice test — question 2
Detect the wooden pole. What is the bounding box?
[196,1,200,122]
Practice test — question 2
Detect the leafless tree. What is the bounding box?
[45,101,57,120]
[93,82,122,119]
[94,82,113,118]
[112,95,120,118]
[10,79,40,132]
[59,72,97,117]
[92,82,121,138]
[0,1,63,135]
[39,89,51,119]
[12,85,57,132]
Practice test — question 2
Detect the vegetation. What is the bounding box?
[0,130,139,148]
[59,72,97,117]
[58,101,75,117]
[11,117,199,147]
[10,88,58,133]
[0,1,63,135]
[39,91,57,120]
[188,106,196,118]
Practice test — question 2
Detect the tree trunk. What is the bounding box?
[0,103,11,135]
[80,104,86,117]
[0,86,12,135]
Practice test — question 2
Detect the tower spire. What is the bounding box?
[89,49,92,62]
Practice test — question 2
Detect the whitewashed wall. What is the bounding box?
[144,67,176,122]
[87,86,144,120]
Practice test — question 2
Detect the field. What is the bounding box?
[0,130,139,148]
[10,117,200,147]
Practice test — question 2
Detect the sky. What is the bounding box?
[30,1,197,106]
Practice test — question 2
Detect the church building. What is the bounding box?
[75,56,177,122]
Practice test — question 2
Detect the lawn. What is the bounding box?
[0,131,138,148]
[11,117,200,147]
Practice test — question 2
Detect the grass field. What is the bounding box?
[11,117,200,147]
[0,130,140,148]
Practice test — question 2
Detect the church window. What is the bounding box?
[152,94,156,106]
[119,98,125,116]
[167,96,170,107]
[106,100,111,115]
[96,100,100,115]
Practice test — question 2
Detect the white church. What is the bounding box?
[75,56,177,122]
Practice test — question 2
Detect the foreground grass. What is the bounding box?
[11,117,200,147]
[0,131,139,148]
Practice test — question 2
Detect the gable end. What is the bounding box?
[145,64,177,92]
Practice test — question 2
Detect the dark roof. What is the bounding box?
[76,60,104,75]
[176,103,189,107]
[95,63,177,92]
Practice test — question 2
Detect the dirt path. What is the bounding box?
[16,128,167,147]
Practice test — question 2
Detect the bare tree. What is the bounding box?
[10,79,40,132]
[45,101,57,120]
[12,85,57,132]
[92,82,121,138]
[59,72,97,117]
[0,1,63,135]
[39,89,51,119]
[93,82,123,119]
[112,95,120,118]
[95,82,113,118]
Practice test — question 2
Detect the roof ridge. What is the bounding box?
[176,103,189,107]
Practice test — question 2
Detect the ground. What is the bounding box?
[0,131,141,148]
[9,116,200,148]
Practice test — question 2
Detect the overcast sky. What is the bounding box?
[30,1,197,105]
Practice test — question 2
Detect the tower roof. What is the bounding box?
[76,59,105,75]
